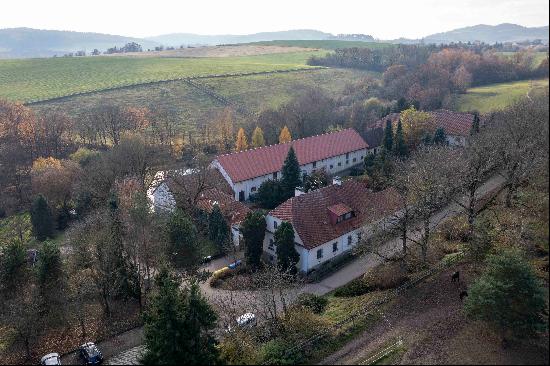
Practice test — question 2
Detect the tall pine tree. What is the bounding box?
[433,127,447,145]
[393,119,408,158]
[383,119,394,152]
[275,222,300,274]
[251,126,266,147]
[470,112,480,135]
[241,211,267,270]
[235,128,248,151]
[279,126,292,144]
[30,194,54,241]
[281,146,301,199]
[208,204,230,253]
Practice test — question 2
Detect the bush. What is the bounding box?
[261,339,304,365]
[334,276,372,297]
[295,293,328,314]
[439,215,470,242]
[364,262,409,290]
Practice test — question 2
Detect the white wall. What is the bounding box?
[149,182,176,213]
[446,135,467,147]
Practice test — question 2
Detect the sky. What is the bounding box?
[1,0,548,39]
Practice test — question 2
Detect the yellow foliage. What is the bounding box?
[399,106,433,148]
[279,126,292,144]
[235,128,248,151]
[32,157,62,172]
[251,126,265,148]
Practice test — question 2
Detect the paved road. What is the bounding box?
[81,174,506,365]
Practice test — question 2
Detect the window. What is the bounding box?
[273,221,278,230]
[337,216,343,223]
[347,235,352,246]
[346,160,349,165]
[268,239,274,250]
[273,172,278,180]
[346,152,350,159]
[338,162,342,167]
[353,158,357,163]
[317,248,324,259]
[251,186,257,192]
[313,161,317,168]
[344,212,353,220]
[269,255,274,262]
[361,155,364,160]
[357,232,362,242]
[330,164,334,169]
[332,242,338,252]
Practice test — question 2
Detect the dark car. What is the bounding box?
[79,342,103,365]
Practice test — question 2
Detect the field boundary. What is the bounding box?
[23,67,326,106]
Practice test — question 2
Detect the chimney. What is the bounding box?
[294,186,305,197]
[333,176,342,186]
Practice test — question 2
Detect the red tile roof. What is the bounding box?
[367,109,477,147]
[196,188,251,226]
[269,180,403,250]
[215,129,369,183]
[328,203,353,216]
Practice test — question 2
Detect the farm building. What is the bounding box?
[263,178,403,273]
[212,128,371,201]
[366,109,478,148]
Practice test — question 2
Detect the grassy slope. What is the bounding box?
[246,40,393,50]
[0,51,324,103]
[31,68,372,133]
[453,78,549,113]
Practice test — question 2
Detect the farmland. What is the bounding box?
[452,78,549,113]
[31,68,374,132]
[0,50,325,103]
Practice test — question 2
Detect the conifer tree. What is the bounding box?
[167,209,200,270]
[433,127,447,145]
[30,194,54,241]
[235,127,248,151]
[281,146,301,199]
[279,126,292,144]
[208,204,230,253]
[275,222,300,274]
[393,120,408,157]
[251,126,266,147]
[470,112,480,135]
[383,119,394,152]
[241,211,267,269]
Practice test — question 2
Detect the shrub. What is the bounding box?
[364,262,409,290]
[334,276,372,297]
[261,339,304,365]
[439,215,470,242]
[295,293,328,314]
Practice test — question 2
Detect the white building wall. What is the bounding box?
[149,182,176,213]
[446,135,467,147]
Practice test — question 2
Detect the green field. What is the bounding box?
[453,78,549,113]
[497,51,548,67]
[31,68,373,133]
[246,40,394,50]
[0,51,325,103]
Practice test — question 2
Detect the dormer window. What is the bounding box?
[328,203,354,225]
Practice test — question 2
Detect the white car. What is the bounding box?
[226,312,257,333]
[40,353,61,365]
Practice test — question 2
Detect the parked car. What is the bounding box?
[79,342,103,365]
[40,353,61,365]
[228,259,242,270]
[227,312,257,333]
[201,255,213,264]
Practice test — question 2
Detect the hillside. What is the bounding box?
[0,28,160,58]
[423,23,549,44]
[146,29,333,47]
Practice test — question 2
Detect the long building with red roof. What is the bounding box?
[212,128,371,201]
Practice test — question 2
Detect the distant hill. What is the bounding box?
[146,29,333,46]
[422,23,549,44]
[0,28,159,58]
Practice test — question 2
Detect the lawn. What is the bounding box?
[0,51,324,103]
[245,40,394,50]
[452,78,549,113]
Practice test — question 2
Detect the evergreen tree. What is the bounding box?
[279,126,292,144]
[470,112,480,135]
[281,147,301,199]
[38,240,63,286]
[208,204,230,253]
[393,120,408,157]
[464,249,546,340]
[167,209,200,270]
[251,126,266,147]
[422,133,433,146]
[30,194,54,241]
[275,222,299,274]
[235,128,248,151]
[0,241,28,293]
[433,127,447,145]
[241,211,267,270]
[257,180,285,209]
[383,119,394,152]
[142,266,220,365]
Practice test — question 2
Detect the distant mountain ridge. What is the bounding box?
[421,23,549,44]
[0,28,160,58]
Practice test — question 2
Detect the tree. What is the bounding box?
[393,120,408,157]
[464,249,546,341]
[241,211,267,270]
[256,180,285,209]
[399,106,432,149]
[303,169,329,192]
[279,126,292,144]
[167,209,200,270]
[432,127,447,145]
[382,119,394,152]
[30,194,54,241]
[235,127,248,152]
[142,267,220,365]
[208,204,230,253]
[470,112,480,135]
[280,147,301,199]
[275,222,299,274]
[0,240,28,293]
[251,126,266,148]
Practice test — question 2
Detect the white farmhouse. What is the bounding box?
[212,128,371,201]
[263,179,403,274]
